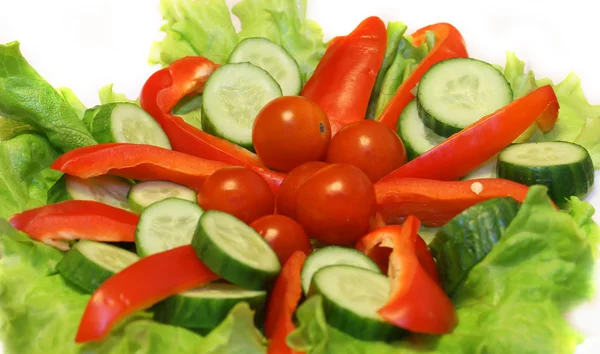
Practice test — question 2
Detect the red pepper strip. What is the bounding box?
[378,217,457,334]
[265,251,307,354]
[375,177,529,227]
[301,16,387,132]
[377,23,468,130]
[75,245,219,343]
[355,225,439,283]
[51,143,230,192]
[9,200,138,251]
[380,85,559,182]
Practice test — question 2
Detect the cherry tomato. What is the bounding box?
[326,120,407,182]
[250,214,312,264]
[295,163,377,246]
[275,161,328,218]
[198,166,274,224]
[252,96,331,172]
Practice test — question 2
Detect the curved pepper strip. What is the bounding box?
[9,200,139,251]
[51,143,230,192]
[139,57,286,192]
[377,23,468,130]
[379,85,559,182]
[377,217,457,334]
[75,245,220,342]
[374,177,529,227]
[265,251,306,354]
[301,16,387,134]
[355,225,439,283]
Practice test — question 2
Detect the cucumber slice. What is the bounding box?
[172,93,203,130]
[497,141,594,207]
[135,198,203,257]
[202,63,282,149]
[229,37,302,96]
[128,180,197,212]
[417,58,513,137]
[301,245,380,295]
[90,102,171,149]
[56,240,139,293]
[429,197,520,295]
[397,98,446,160]
[192,210,281,290]
[153,282,267,329]
[312,265,403,341]
[66,175,132,211]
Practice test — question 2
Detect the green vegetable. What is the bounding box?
[172,93,203,129]
[57,87,87,119]
[98,83,139,105]
[289,186,599,354]
[0,116,37,141]
[0,42,96,152]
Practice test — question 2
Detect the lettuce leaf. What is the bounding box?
[57,87,87,120]
[0,116,37,141]
[98,83,139,105]
[289,186,598,354]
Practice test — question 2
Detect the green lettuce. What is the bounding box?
[0,117,37,141]
[57,87,87,120]
[288,186,598,354]
[0,42,96,152]
[98,83,139,105]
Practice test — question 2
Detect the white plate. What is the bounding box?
[0,0,598,353]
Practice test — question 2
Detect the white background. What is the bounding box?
[0,0,598,353]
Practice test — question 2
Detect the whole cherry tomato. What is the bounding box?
[198,166,274,224]
[275,161,328,219]
[295,163,377,246]
[252,96,331,172]
[250,214,312,264]
[326,120,407,182]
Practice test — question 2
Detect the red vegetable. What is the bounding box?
[275,161,328,219]
[251,214,313,265]
[380,85,559,182]
[377,23,468,129]
[301,16,387,133]
[265,251,306,354]
[75,245,220,343]
[9,200,139,251]
[51,143,231,192]
[377,217,457,334]
[375,177,529,226]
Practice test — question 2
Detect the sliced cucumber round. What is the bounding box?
[202,63,282,150]
[192,210,281,290]
[397,98,446,160]
[417,58,513,137]
[90,102,171,149]
[497,141,594,207]
[153,282,267,329]
[135,198,203,257]
[313,265,403,341]
[229,37,302,96]
[301,245,380,295]
[128,180,197,212]
[66,175,132,211]
[56,240,139,293]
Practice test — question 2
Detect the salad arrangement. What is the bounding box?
[1,0,599,353]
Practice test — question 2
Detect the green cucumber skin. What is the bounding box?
[200,105,254,152]
[497,152,594,208]
[416,99,462,137]
[429,197,520,295]
[90,103,119,144]
[153,291,266,329]
[191,211,280,290]
[56,245,116,293]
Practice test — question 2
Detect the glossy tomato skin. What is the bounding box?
[275,161,328,219]
[295,163,377,246]
[198,166,274,224]
[252,96,332,172]
[326,120,407,182]
[250,214,312,264]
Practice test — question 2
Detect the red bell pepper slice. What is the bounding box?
[377,217,457,334]
[375,177,529,227]
[377,23,468,130]
[265,251,306,354]
[75,245,220,342]
[51,143,232,192]
[380,85,559,182]
[355,225,439,284]
[301,16,387,133]
[9,200,139,251]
